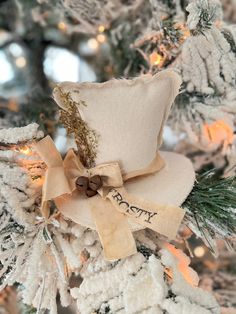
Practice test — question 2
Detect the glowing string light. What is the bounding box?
[98,25,105,33]
[58,22,67,31]
[203,120,234,146]
[149,51,164,67]
[15,56,26,68]
[194,246,205,258]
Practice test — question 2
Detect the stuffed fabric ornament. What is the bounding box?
[41,70,196,260]
[0,71,222,314]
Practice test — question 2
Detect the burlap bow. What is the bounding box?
[35,136,185,260]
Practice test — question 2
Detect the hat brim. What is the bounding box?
[56,151,195,232]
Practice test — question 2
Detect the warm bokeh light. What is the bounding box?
[15,56,26,68]
[87,38,99,50]
[165,243,198,286]
[194,246,205,258]
[98,25,105,33]
[57,21,67,31]
[97,34,106,44]
[149,51,163,66]
[182,29,190,39]
[19,146,31,155]
[7,99,18,112]
[203,120,234,146]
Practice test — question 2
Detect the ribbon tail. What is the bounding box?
[34,135,72,200]
[89,197,137,261]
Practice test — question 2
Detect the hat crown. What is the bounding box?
[54,70,181,173]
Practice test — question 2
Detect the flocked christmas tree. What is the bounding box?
[0,0,235,313]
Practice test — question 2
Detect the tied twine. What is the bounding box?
[35,136,185,261]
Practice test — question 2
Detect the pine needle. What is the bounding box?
[183,170,236,239]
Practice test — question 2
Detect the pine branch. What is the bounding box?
[183,170,236,239]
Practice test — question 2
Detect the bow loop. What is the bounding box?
[63,149,86,190]
[36,136,63,167]
[35,136,71,201]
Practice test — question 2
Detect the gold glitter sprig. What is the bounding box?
[56,86,98,168]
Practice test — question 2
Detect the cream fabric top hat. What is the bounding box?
[52,69,195,233]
